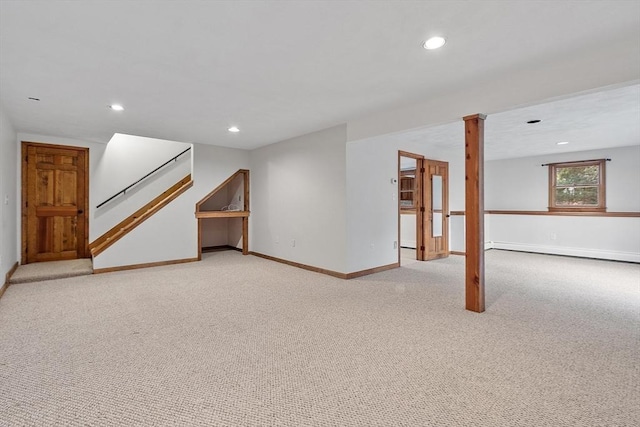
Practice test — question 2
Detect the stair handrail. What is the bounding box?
[96,146,191,209]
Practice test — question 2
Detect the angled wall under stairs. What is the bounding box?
[90,174,193,257]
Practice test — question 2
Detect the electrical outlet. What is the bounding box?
[3,195,8,205]
[291,239,296,247]
[393,241,398,249]
[550,232,557,241]
[238,195,241,201]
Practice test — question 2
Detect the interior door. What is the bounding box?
[23,142,89,263]
[423,159,449,260]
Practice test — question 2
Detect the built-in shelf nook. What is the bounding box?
[400,168,417,211]
[195,169,250,257]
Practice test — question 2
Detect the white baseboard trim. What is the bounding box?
[491,241,640,263]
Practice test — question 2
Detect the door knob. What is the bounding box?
[77,209,83,214]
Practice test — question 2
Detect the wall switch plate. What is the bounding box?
[3,195,8,205]
[394,241,398,249]
[291,239,296,247]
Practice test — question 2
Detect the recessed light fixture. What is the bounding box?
[228,126,240,133]
[527,119,541,124]
[109,104,124,111]
[423,36,446,50]
[557,141,569,145]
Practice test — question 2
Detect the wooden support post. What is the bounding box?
[243,170,250,255]
[463,113,486,313]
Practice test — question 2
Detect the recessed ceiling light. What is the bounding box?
[228,126,240,133]
[527,119,541,124]
[109,104,124,111]
[557,141,569,145]
[423,36,446,50]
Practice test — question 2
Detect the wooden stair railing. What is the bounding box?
[89,174,193,257]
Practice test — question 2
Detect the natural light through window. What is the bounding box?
[548,159,606,212]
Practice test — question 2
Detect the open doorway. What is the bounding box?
[398,151,450,265]
[398,151,423,266]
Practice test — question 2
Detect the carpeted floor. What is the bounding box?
[9,259,93,284]
[0,250,638,426]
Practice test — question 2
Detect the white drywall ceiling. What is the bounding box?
[1,1,639,150]
[387,84,640,161]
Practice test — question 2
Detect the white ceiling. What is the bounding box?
[1,1,639,151]
[394,83,640,162]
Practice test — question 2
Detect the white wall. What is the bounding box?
[346,127,466,272]
[15,133,249,269]
[250,125,348,273]
[400,213,416,248]
[94,143,249,269]
[346,138,399,272]
[0,105,18,278]
[485,145,640,262]
[91,133,191,239]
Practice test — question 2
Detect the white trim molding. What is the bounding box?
[491,241,639,263]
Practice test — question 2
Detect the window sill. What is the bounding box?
[548,207,606,213]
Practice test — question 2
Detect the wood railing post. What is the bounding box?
[463,113,486,313]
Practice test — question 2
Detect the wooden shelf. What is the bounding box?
[195,210,250,219]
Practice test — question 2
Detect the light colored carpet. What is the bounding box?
[9,259,93,284]
[400,247,419,266]
[0,250,638,426]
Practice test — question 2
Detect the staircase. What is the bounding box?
[89,174,193,257]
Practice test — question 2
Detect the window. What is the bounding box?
[548,159,606,212]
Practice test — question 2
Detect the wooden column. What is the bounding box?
[463,113,486,313]
[242,170,250,255]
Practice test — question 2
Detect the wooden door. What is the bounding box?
[22,142,89,264]
[423,159,449,260]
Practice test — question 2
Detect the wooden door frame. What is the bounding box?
[21,141,90,264]
[398,150,425,264]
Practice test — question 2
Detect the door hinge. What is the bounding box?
[420,246,425,251]
[420,207,425,212]
[420,167,425,173]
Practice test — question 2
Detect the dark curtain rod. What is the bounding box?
[541,158,611,167]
